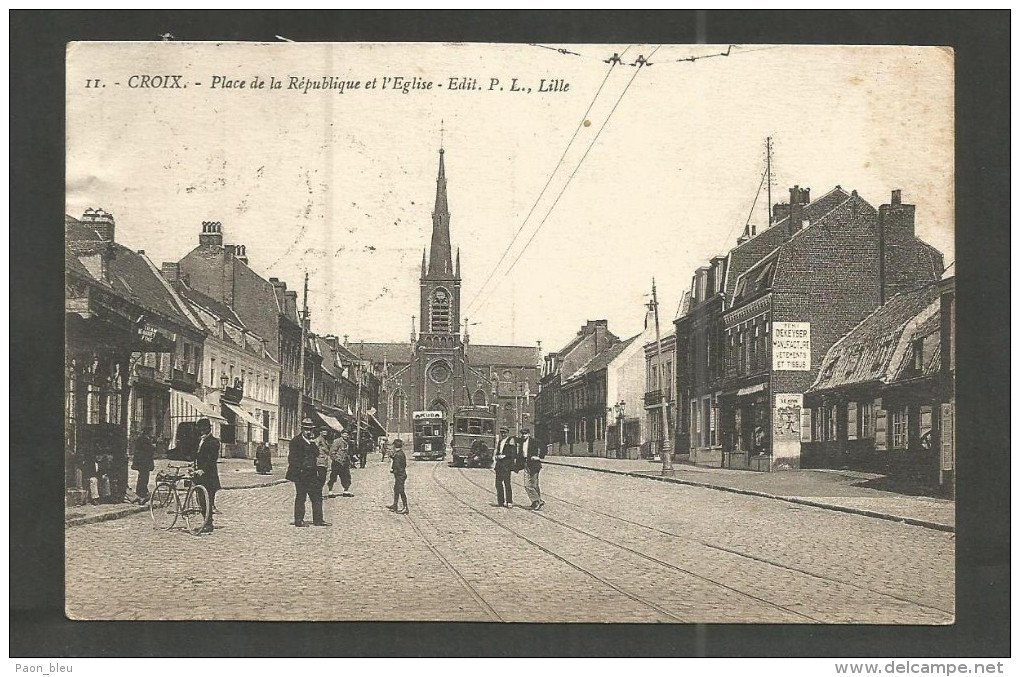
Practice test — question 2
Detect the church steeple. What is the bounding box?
[427,147,454,279]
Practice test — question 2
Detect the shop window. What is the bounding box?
[812,407,823,442]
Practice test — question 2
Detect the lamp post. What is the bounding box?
[614,400,626,459]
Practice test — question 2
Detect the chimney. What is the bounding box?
[161,262,181,283]
[81,208,116,242]
[787,185,811,236]
[199,221,224,247]
[285,290,298,320]
[878,189,916,244]
[227,243,249,265]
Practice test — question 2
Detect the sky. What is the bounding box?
[66,43,954,352]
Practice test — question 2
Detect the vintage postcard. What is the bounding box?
[64,42,954,623]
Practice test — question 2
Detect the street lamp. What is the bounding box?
[614,400,626,460]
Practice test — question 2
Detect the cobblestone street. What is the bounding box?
[65,458,955,623]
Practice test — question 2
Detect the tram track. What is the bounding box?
[456,467,953,622]
[400,499,504,621]
[427,463,694,622]
[448,466,823,623]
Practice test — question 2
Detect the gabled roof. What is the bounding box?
[565,335,638,383]
[177,281,245,328]
[467,344,540,368]
[66,215,196,330]
[355,342,413,364]
[808,284,941,393]
[724,186,856,300]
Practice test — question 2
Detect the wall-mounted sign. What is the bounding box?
[773,392,804,470]
[772,322,811,371]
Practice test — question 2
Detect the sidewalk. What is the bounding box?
[66,458,288,527]
[544,456,955,532]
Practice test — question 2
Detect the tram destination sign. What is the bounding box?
[413,410,444,420]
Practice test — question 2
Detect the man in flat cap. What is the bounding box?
[493,426,518,508]
[519,428,545,510]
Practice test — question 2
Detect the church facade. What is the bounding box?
[358,148,540,440]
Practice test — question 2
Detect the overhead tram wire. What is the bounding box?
[467,45,663,318]
[464,45,634,316]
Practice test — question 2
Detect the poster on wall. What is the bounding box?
[773,392,803,470]
[772,322,811,371]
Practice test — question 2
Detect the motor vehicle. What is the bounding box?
[450,406,496,468]
[411,410,447,460]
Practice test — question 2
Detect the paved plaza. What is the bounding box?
[65,458,955,623]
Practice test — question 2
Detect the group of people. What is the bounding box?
[286,418,398,527]
[493,427,546,510]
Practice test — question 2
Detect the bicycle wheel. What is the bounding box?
[149,483,179,530]
[182,484,210,535]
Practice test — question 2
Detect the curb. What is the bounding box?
[65,478,290,528]
[544,460,954,533]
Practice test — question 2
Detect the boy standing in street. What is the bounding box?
[387,439,408,514]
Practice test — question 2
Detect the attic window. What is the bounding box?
[872,338,893,373]
[820,357,837,381]
[912,338,924,372]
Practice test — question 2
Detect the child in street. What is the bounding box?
[387,439,408,514]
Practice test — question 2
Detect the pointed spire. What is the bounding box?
[427,145,453,278]
[421,248,427,278]
[455,247,461,279]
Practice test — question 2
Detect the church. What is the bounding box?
[358,146,541,439]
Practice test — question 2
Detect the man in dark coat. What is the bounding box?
[493,427,518,508]
[287,418,329,527]
[131,428,156,502]
[193,418,221,533]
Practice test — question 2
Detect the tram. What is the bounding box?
[411,410,447,461]
[450,405,496,468]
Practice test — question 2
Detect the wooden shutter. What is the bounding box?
[800,408,812,442]
[847,402,858,440]
[874,398,888,451]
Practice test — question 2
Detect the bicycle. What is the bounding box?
[149,462,211,535]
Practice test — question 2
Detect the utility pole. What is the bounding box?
[652,278,674,474]
[356,342,364,453]
[766,136,773,228]
[296,271,309,432]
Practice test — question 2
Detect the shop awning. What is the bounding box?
[222,401,267,430]
[319,413,344,433]
[170,389,226,422]
[736,383,768,397]
[367,413,386,436]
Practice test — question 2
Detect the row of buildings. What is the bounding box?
[535,186,955,495]
[64,145,544,506]
[65,211,384,506]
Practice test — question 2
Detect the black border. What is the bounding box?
[11,10,1009,658]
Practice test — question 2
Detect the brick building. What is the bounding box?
[535,320,619,448]
[175,224,305,443]
[172,277,280,457]
[716,187,944,471]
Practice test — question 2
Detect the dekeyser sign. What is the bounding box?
[772,322,811,371]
